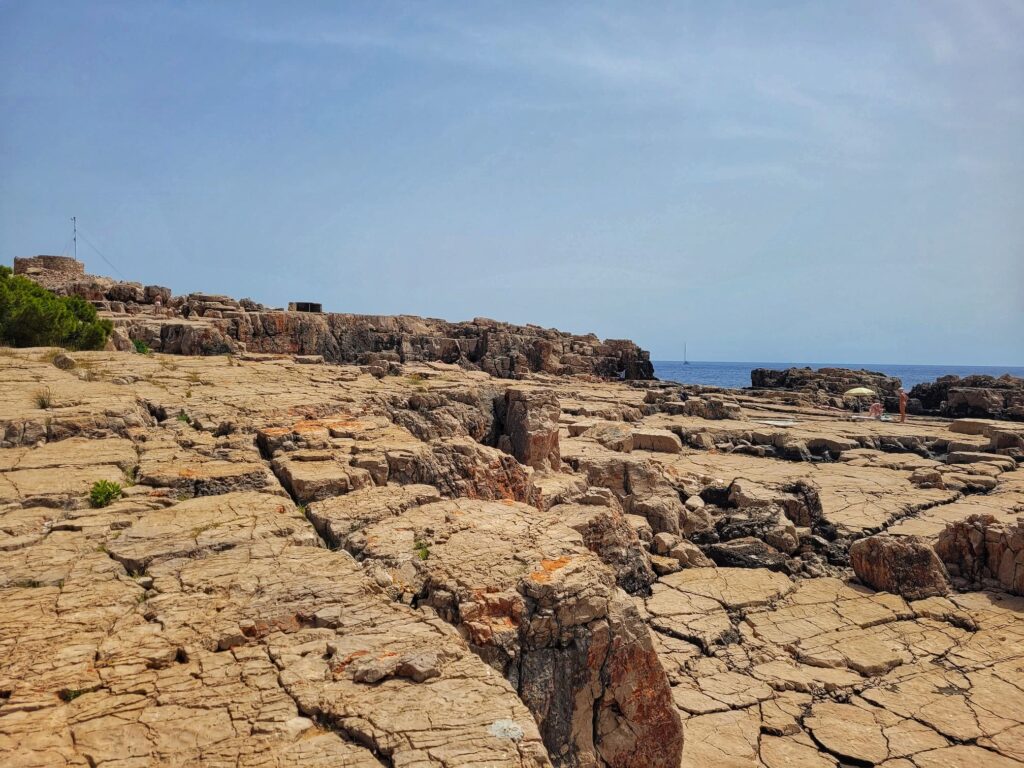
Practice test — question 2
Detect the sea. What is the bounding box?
[653,361,1024,391]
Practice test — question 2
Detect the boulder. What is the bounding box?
[498,388,561,470]
[652,531,681,555]
[631,427,683,453]
[51,351,76,370]
[143,284,172,304]
[669,539,715,568]
[849,535,950,600]
[583,422,635,453]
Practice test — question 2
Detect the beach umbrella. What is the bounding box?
[843,387,876,397]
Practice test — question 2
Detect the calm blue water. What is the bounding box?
[653,361,1024,391]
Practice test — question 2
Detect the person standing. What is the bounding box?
[898,388,908,423]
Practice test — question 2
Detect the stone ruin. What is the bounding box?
[12,254,86,291]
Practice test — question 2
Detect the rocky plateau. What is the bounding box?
[2,257,1024,767]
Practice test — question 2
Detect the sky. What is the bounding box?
[1,1,1022,366]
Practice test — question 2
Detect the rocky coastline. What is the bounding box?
[2,256,1024,767]
[751,364,1024,421]
[13,255,654,380]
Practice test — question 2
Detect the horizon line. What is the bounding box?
[652,359,1024,370]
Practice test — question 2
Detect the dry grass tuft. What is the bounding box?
[33,387,54,409]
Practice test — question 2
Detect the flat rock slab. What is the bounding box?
[4,349,1024,767]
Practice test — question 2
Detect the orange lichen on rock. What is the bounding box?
[529,556,573,583]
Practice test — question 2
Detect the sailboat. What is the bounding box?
[683,343,690,365]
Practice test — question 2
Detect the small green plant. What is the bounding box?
[132,338,150,354]
[89,479,122,508]
[123,465,139,487]
[414,539,430,561]
[58,688,90,703]
[33,386,53,409]
[177,411,192,424]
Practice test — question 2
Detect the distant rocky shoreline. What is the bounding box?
[15,256,1022,423]
[749,365,1024,422]
[13,255,654,380]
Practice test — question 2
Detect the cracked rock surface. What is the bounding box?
[2,348,1023,767]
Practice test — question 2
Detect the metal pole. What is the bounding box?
[71,216,77,260]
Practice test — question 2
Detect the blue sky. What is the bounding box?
[1,1,1021,365]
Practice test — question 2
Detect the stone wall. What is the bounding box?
[12,255,86,290]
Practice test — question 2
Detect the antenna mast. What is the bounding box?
[71,216,77,261]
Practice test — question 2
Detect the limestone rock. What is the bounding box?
[752,366,902,403]
[910,373,1024,421]
[6,326,1024,767]
[553,502,656,594]
[850,535,951,599]
[935,514,1024,594]
[669,539,714,568]
[344,497,683,768]
[272,451,374,504]
[632,427,683,453]
[498,388,561,470]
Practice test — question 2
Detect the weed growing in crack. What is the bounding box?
[414,539,430,561]
[89,479,122,508]
[123,465,139,486]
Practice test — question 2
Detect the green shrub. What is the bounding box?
[0,266,111,350]
[132,338,150,354]
[89,479,122,508]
